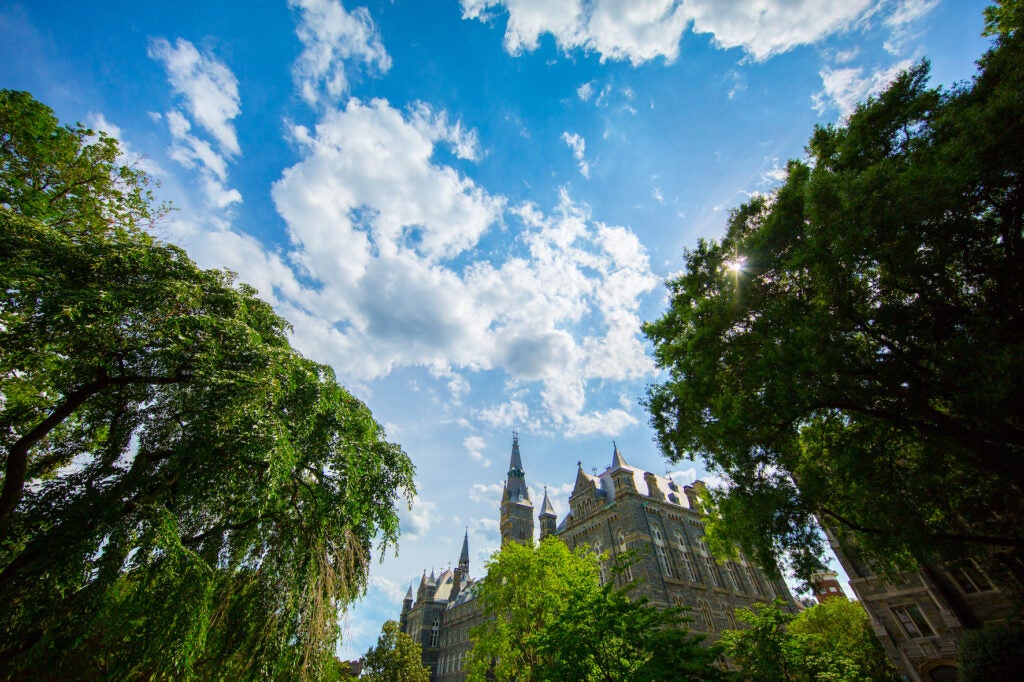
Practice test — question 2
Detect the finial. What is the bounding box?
[577,460,582,469]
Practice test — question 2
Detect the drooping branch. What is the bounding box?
[0,366,190,527]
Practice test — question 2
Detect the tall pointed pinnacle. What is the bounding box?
[405,583,414,601]
[509,430,524,474]
[504,431,529,502]
[540,486,556,518]
[459,527,470,571]
[611,441,628,470]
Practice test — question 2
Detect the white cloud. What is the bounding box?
[812,59,913,118]
[884,0,939,54]
[561,131,590,178]
[462,0,877,64]
[148,37,241,157]
[464,435,492,466]
[401,491,438,540]
[368,575,406,602]
[469,482,505,504]
[682,0,874,61]
[577,81,595,101]
[170,93,659,438]
[289,0,391,106]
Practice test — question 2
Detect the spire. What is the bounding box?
[404,583,414,601]
[419,570,427,588]
[459,528,470,571]
[503,431,529,502]
[611,441,628,470]
[540,486,556,518]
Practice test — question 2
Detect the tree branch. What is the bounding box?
[0,367,190,528]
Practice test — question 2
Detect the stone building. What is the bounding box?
[400,435,798,681]
[828,530,1018,682]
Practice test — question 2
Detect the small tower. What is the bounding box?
[400,583,414,631]
[609,442,635,499]
[451,528,470,602]
[539,487,557,540]
[500,432,535,545]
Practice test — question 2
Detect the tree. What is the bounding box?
[719,599,898,682]
[643,1,1024,584]
[0,91,416,679]
[787,598,899,682]
[361,620,430,682]
[466,537,726,682]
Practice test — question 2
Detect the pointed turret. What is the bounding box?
[458,528,470,573]
[405,583,414,602]
[539,486,557,540]
[610,441,628,470]
[399,582,414,631]
[609,442,635,498]
[500,432,535,545]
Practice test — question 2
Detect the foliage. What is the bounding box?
[0,91,416,680]
[643,1,1024,582]
[361,620,430,682]
[958,621,1024,682]
[720,599,898,682]
[466,537,726,682]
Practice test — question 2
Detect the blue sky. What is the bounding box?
[2,0,994,658]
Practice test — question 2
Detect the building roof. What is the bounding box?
[539,487,556,518]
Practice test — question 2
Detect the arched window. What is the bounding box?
[698,600,715,632]
[676,532,698,582]
[652,526,673,577]
[618,532,633,582]
[593,540,609,585]
[430,618,440,647]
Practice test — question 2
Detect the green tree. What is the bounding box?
[720,599,898,682]
[0,91,416,680]
[787,599,899,682]
[361,620,430,682]
[467,537,724,682]
[643,1,1024,584]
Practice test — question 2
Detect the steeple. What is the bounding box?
[500,432,535,545]
[458,528,470,573]
[503,431,529,502]
[539,486,557,541]
[611,441,628,470]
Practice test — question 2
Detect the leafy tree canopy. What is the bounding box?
[0,91,415,680]
[720,598,899,682]
[361,620,430,682]
[467,537,727,682]
[643,1,1024,583]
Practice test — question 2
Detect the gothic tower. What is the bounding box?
[539,487,557,541]
[500,432,534,545]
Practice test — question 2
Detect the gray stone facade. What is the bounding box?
[828,529,1018,681]
[400,438,798,682]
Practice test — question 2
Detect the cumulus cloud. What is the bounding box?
[464,435,492,466]
[401,491,438,540]
[812,59,913,118]
[148,37,241,157]
[461,0,877,64]
[264,98,657,436]
[469,482,505,504]
[289,0,391,106]
[561,131,590,178]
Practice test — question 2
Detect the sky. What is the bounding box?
[2,0,996,659]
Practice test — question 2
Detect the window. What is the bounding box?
[652,527,673,577]
[593,540,609,585]
[703,555,720,587]
[698,600,715,632]
[725,562,742,592]
[724,605,737,630]
[618,533,633,582]
[892,604,935,639]
[430,618,440,647]
[676,533,698,582]
[950,561,994,594]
